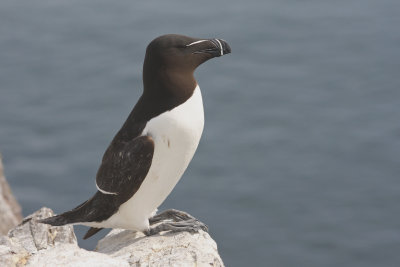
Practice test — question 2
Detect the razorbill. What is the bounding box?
[39,34,231,239]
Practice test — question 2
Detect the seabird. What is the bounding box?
[39,34,231,239]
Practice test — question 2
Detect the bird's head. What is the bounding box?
[144,34,231,71]
[142,34,231,96]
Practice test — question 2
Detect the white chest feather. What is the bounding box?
[94,85,204,231]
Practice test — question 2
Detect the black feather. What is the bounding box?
[38,214,69,226]
[83,227,103,239]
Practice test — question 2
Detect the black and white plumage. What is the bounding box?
[39,34,231,239]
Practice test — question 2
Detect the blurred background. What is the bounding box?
[1,0,400,266]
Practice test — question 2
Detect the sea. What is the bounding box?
[1,0,399,266]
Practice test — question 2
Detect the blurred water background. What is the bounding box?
[1,0,400,266]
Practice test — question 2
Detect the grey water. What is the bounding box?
[1,0,400,266]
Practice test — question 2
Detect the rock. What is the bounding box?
[0,153,23,235]
[5,207,76,253]
[0,207,224,266]
[27,244,129,267]
[0,207,128,267]
[0,207,75,266]
[97,228,224,266]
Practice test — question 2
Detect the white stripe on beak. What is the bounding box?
[215,39,224,56]
[186,40,208,47]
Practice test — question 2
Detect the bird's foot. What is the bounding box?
[144,219,208,236]
[146,209,208,236]
[149,209,197,225]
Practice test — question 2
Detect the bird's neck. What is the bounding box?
[142,67,196,100]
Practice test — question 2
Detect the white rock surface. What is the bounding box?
[27,244,129,267]
[0,207,224,267]
[0,153,23,235]
[97,228,224,267]
[0,207,108,267]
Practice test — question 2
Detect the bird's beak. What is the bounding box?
[209,39,232,57]
[189,39,232,57]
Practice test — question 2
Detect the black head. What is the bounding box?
[142,34,231,98]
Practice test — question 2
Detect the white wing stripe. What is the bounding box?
[96,182,118,195]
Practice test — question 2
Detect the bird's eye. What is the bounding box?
[176,44,186,49]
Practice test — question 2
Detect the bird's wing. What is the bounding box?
[95,135,154,205]
[39,135,154,239]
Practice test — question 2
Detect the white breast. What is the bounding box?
[90,85,204,231]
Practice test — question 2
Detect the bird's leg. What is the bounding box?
[145,209,208,236]
[149,209,197,225]
[144,218,208,236]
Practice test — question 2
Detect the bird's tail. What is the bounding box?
[38,213,71,226]
[38,198,91,226]
[39,215,104,239]
[38,192,116,239]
